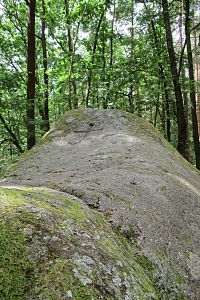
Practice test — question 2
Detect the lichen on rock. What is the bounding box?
[0,187,162,299]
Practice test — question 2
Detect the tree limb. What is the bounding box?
[24,0,30,6]
[0,113,23,153]
[178,22,200,78]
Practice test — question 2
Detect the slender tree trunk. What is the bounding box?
[64,0,79,109]
[102,21,108,109]
[106,0,116,109]
[85,0,109,107]
[129,0,135,113]
[179,0,190,151]
[110,0,115,66]
[132,1,141,117]
[160,65,171,141]
[64,0,73,110]
[144,1,171,141]
[154,92,160,128]
[184,0,200,169]
[130,0,140,116]
[41,0,50,132]
[193,2,200,139]
[194,33,200,137]
[161,91,167,135]
[64,0,73,54]
[165,94,171,141]
[136,83,141,116]
[162,0,188,159]
[85,15,104,107]
[27,0,36,150]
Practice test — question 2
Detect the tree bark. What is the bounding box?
[184,0,200,169]
[27,0,36,150]
[144,1,171,140]
[64,0,78,109]
[178,0,190,158]
[162,0,188,159]
[129,0,135,113]
[105,0,116,110]
[151,21,171,141]
[110,0,115,67]
[194,37,200,138]
[193,0,200,140]
[41,0,50,132]
[85,0,110,107]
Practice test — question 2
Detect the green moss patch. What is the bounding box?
[0,218,34,300]
[36,259,101,300]
[0,186,188,299]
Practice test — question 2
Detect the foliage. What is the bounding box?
[0,0,199,168]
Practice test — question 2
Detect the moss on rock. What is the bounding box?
[0,186,178,299]
[0,217,33,299]
[1,109,198,299]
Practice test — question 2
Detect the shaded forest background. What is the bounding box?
[1,0,200,172]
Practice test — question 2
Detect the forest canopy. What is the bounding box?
[0,0,200,171]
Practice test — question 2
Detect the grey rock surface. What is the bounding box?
[1,109,200,299]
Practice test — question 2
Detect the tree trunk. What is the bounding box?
[129,0,135,113]
[152,40,171,139]
[162,0,188,159]
[179,0,189,154]
[144,1,171,141]
[106,0,116,110]
[194,32,200,132]
[160,65,171,141]
[184,0,200,169]
[85,0,109,107]
[41,0,50,132]
[154,92,160,128]
[130,0,140,116]
[102,21,108,109]
[193,4,200,139]
[27,0,36,150]
[110,0,115,67]
[64,0,73,110]
[136,82,141,116]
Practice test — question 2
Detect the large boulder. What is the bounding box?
[1,109,200,299]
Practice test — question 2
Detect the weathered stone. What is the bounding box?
[1,109,200,299]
